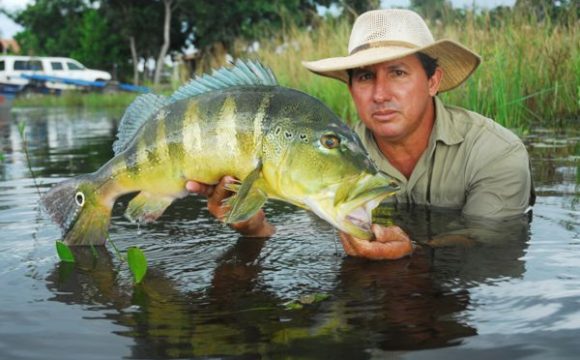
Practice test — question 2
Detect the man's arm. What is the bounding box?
[422,142,532,248]
[463,142,532,218]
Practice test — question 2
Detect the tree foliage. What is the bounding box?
[410,0,454,20]
[6,0,575,84]
[177,0,333,70]
[12,0,87,56]
[9,0,335,81]
[71,9,122,72]
[10,0,125,77]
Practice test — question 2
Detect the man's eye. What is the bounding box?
[357,72,373,81]
[393,70,406,77]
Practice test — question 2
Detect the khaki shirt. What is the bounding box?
[354,97,533,218]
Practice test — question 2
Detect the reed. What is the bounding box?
[257,8,578,130]
[13,91,138,108]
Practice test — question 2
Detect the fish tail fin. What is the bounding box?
[41,175,112,246]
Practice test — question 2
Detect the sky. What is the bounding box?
[0,0,517,39]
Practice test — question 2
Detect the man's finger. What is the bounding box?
[186,181,214,197]
[339,232,358,256]
[207,176,238,220]
[339,225,414,260]
[372,224,410,244]
[209,176,236,203]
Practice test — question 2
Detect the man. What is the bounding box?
[187,9,534,260]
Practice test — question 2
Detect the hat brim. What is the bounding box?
[302,40,481,92]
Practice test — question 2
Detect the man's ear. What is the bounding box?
[428,67,443,96]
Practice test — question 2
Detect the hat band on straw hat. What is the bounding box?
[350,40,418,55]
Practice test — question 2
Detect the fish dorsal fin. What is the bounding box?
[112,93,168,155]
[169,59,278,103]
[112,59,276,155]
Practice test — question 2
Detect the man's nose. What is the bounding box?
[372,76,392,103]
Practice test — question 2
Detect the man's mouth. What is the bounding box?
[372,109,398,121]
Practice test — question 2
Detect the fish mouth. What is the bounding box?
[340,191,395,240]
[343,198,381,235]
[305,173,399,240]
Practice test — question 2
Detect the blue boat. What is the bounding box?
[20,74,150,94]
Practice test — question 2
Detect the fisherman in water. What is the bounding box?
[187,9,534,260]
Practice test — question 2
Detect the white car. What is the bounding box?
[0,55,112,91]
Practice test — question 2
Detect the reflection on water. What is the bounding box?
[0,109,578,359]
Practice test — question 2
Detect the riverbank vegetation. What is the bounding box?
[256,6,577,130]
[6,0,577,130]
[12,91,139,108]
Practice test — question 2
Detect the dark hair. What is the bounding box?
[416,52,438,79]
[346,52,439,85]
[347,69,354,85]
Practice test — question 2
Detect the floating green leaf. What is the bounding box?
[56,241,75,263]
[127,247,147,284]
[283,300,304,311]
[0,152,4,162]
[283,293,330,310]
[299,293,330,304]
[312,293,330,303]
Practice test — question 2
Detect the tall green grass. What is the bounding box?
[13,91,139,108]
[256,9,578,130]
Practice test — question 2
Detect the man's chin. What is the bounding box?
[365,121,401,137]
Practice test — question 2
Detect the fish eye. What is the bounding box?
[75,192,85,207]
[321,134,340,149]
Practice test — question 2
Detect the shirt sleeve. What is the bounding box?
[463,141,532,218]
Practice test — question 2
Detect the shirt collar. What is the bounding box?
[432,96,464,146]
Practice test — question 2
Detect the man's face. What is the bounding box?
[348,54,442,143]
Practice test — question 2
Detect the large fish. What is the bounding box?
[41,60,399,245]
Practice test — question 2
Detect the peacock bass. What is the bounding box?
[41,60,399,245]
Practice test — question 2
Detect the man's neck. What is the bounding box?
[374,100,436,179]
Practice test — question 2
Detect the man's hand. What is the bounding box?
[186,176,275,237]
[339,224,414,260]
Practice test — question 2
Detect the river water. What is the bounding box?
[0,107,578,359]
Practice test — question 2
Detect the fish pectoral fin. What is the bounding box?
[224,163,267,224]
[224,181,241,193]
[125,192,179,223]
[224,186,267,224]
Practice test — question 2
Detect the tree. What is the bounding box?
[9,0,125,77]
[410,0,454,20]
[515,0,577,20]
[71,9,122,73]
[102,0,188,85]
[341,0,380,20]
[8,0,340,83]
[103,0,161,85]
[11,0,88,56]
[178,0,334,72]
[153,0,174,85]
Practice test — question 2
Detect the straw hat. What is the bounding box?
[302,9,481,92]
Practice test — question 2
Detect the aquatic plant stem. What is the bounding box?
[17,121,42,198]
[107,234,125,261]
